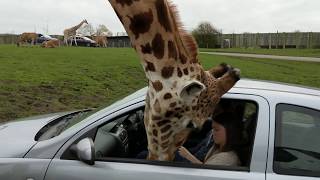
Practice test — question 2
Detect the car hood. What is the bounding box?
[0,112,71,158]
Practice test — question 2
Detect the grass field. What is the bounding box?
[1,45,320,122]
[200,48,320,57]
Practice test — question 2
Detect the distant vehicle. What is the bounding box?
[67,36,97,47]
[0,79,319,180]
[36,34,58,44]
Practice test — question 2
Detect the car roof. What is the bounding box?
[232,78,320,97]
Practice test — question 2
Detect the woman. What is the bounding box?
[178,112,243,166]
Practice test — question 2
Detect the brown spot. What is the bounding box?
[145,61,156,72]
[116,0,139,6]
[161,131,173,141]
[183,68,189,75]
[152,115,162,121]
[152,138,159,144]
[169,102,177,107]
[161,66,174,79]
[153,129,158,136]
[185,106,190,111]
[161,125,171,133]
[190,67,194,72]
[152,81,163,92]
[168,41,177,59]
[177,67,183,77]
[152,33,165,59]
[165,111,174,117]
[164,93,172,99]
[141,43,152,54]
[180,53,187,64]
[128,9,153,39]
[157,119,170,127]
[155,0,172,32]
[154,99,161,113]
[161,140,170,148]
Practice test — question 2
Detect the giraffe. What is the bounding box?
[17,32,37,47]
[41,39,60,48]
[63,19,88,46]
[93,35,108,47]
[107,0,240,161]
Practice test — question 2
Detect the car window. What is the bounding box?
[93,99,258,170]
[274,104,320,177]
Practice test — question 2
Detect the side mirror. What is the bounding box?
[71,138,95,165]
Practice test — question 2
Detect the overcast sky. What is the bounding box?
[0,0,319,35]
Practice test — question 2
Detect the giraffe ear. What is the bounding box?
[179,80,205,103]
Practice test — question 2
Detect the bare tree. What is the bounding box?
[77,23,95,36]
[192,22,220,48]
[96,24,113,36]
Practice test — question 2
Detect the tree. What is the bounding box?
[96,24,113,36]
[77,23,95,36]
[192,22,220,48]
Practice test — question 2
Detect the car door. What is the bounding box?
[267,102,320,180]
[44,93,269,180]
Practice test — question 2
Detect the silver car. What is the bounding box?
[0,79,319,180]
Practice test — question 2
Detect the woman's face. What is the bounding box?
[212,121,227,147]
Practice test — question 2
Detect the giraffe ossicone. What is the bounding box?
[107,0,240,161]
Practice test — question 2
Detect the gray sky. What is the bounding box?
[0,0,319,35]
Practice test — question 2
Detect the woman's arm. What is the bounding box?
[178,147,203,164]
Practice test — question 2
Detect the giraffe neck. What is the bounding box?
[69,21,86,32]
[108,0,200,80]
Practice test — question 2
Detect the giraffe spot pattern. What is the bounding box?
[168,41,177,59]
[161,125,171,133]
[161,66,174,79]
[115,0,139,6]
[128,9,153,39]
[157,119,170,127]
[145,61,156,72]
[177,67,183,77]
[152,33,165,59]
[183,68,189,75]
[179,53,187,64]
[161,131,173,141]
[152,81,163,92]
[155,0,172,32]
[141,43,152,54]
[169,102,177,107]
[164,93,172,99]
[153,129,158,136]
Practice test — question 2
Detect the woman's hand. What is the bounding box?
[178,146,203,164]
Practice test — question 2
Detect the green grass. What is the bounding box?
[0,45,319,122]
[200,48,320,58]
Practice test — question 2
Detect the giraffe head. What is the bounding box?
[107,0,240,161]
[83,19,88,24]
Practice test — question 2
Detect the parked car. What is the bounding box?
[67,36,97,47]
[0,79,319,180]
[36,34,58,44]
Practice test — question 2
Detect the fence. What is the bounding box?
[218,32,320,49]
[1,32,320,49]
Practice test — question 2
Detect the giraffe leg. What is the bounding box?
[74,36,78,46]
[217,67,240,95]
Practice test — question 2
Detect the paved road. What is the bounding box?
[200,52,320,63]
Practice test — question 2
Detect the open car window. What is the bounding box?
[92,98,258,171]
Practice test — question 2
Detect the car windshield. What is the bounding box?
[35,109,94,141]
[42,34,52,38]
[82,37,91,41]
